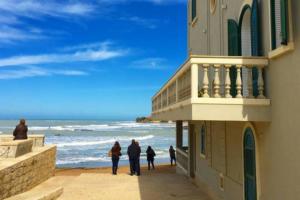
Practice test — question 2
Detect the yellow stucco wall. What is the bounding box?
[185,0,300,199]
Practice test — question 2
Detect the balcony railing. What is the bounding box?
[152,55,269,115]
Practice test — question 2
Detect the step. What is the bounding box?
[4,177,64,200]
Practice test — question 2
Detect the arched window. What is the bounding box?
[200,125,206,155]
[244,127,257,200]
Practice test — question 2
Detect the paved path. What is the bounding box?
[53,167,214,200]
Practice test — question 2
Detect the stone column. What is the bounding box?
[176,121,183,148]
[188,122,195,178]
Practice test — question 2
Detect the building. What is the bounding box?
[151,0,299,199]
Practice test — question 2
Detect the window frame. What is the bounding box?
[269,0,294,59]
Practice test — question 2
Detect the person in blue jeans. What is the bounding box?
[111,141,121,175]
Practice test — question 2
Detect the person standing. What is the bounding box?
[146,146,156,170]
[110,141,122,175]
[127,139,141,176]
[13,119,28,140]
[169,145,176,166]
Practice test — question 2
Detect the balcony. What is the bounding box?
[152,56,271,121]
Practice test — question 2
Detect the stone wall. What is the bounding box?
[0,135,45,147]
[0,140,33,158]
[0,146,56,200]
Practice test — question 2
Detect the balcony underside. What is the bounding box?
[152,98,271,122]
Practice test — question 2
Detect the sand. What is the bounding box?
[53,165,215,200]
[55,164,174,176]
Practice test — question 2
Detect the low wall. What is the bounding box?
[0,146,56,200]
[177,148,188,172]
[0,140,33,158]
[0,135,45,147]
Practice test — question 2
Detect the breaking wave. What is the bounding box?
[29,122,175,132]
[56,135,155,147]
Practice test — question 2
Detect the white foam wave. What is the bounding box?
[28,122,175,132]
[56,135,155,147]
[56,156,111,165]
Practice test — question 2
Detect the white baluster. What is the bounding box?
[258,66,265,99]
[225,65,232,98]
[202,64,210,97]
[247,66,254,98]
[214,65,221,98]
[236,65,243,98]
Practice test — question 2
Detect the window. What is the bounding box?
[191,0,197,22]
[200,125,206,156]
[270,0,289,49]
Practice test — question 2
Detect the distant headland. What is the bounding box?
[135,116,167,123]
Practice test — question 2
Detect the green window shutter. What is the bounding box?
[228,19,240,97]
[251,0,260,97]
[228,20,240,56]
[280,0,288,45]
[270,0,277,49]
[192,0,196,21]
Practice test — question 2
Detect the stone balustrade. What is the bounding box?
[152,55,269,113]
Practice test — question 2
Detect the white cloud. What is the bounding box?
[0,1,95,19]
[119,16,157,29]
[0,42,128,67]
[0,66,88,80]
[0,1,96,43]
[131,57,169,70]
[0,26,44,43]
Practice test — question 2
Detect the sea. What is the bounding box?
[0,120,188,168]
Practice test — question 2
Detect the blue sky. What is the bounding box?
[0,0,187,120]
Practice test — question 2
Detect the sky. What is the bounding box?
[0,0,187,120]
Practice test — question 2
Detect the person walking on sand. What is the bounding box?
[169,145,176,166]
[127,139,141,176]
[110,141,122,175]
[13,119,28,140]
[146,146,156,170]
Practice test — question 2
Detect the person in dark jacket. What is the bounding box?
[169,145,176,166]
[111,141,122,175]
[13,119,28,140]
[146,146,156,170]
[127,139,141,176]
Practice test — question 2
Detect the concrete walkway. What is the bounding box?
[53,167,214,200]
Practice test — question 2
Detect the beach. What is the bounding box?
[0,120,188,168]
[55,164,174,176]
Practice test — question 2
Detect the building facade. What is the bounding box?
[151,0,300,199]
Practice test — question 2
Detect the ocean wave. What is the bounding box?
[28,122,175,132]
[56,135,155,147]
[56,153,170,165]
[56,156,111,165]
